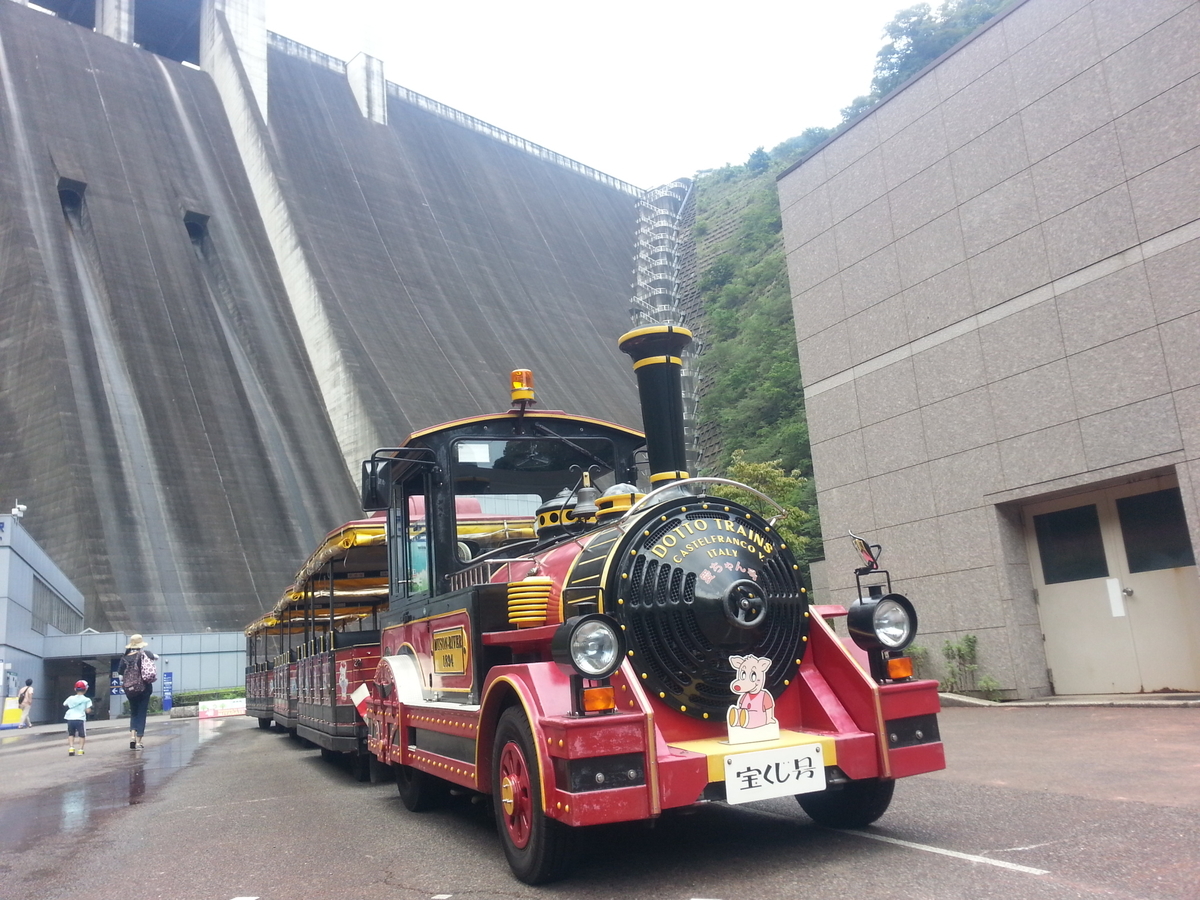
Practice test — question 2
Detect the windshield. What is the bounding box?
[451,436,620,556]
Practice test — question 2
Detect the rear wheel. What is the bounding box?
[257,717,272,730]
[395,763,447,812]
[492,706,574,884]
[796,778,895,828]
[353,752,372,782]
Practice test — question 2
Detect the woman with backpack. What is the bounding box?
[17,679,33,728]
[118,634,158,750]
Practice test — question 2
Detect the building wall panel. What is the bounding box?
[779,2,1200,697]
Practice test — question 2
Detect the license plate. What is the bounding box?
[724,742,826,804]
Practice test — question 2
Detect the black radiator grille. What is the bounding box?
[612,500,809,718]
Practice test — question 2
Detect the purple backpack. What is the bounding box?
[122,652,147,694]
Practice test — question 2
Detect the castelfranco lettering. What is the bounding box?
[649,518,774,564]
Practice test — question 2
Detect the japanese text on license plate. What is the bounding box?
[724,742,825,804]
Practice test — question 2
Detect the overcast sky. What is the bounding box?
[264,1,911,188]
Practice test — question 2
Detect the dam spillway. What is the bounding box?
[0,1,648,632]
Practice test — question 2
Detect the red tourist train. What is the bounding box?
[245,325,945,884]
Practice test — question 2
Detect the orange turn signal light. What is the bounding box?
[581,685,616,712]
[887,656,914,680]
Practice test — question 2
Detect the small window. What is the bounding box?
[1033,504,1109,584]
[393,480,432,599]
[32,576,83,634]
[1116,489,1196,573]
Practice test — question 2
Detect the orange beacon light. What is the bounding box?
[511,369,535,405]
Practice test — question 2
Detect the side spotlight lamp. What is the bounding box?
[848,592,919,684]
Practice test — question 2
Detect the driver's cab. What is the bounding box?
[364,410,647,607]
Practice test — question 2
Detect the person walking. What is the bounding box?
[17,678,33,728]
[118,634,158,750]
[63,680,92,755]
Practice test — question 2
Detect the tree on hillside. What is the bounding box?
[690,3,1011,569]
[745,147,770,174]
[693,131,830,479]
[722,450,819,579]
[842,0,1013,122]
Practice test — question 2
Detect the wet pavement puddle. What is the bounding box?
[1,719,225,851]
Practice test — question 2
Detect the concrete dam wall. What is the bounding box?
[0,2,645,633]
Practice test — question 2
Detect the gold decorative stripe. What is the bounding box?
[809,612,891,779]
[649,470,689,483]
[561,526,622,618]
[631,356,682,370]
[619,324,694,343]
[408,411,644,441]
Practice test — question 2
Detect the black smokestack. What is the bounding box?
[619,325,693,485]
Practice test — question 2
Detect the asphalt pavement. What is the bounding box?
[0,697,1196,900]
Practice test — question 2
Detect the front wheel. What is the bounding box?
[796,778,895,828]
[492,706,574,884]
[368,754,393,784]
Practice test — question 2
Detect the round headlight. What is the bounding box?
[872,598,914,648]
[570,620,620,676]
[551,614,626,679]
[848,593,917,652]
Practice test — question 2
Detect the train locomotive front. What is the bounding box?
[250,324,945,885]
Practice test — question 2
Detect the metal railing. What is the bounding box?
[449,556,532,592]
[268,33,645,198]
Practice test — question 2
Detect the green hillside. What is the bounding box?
[687,132,830,571]
[689,1,1012,571]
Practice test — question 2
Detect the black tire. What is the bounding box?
[797,778,895,828]
[395,763,447,812]
[354,752,373,782]
[257,717,272,730]
[368,755,393,784]
[492,706,575,885]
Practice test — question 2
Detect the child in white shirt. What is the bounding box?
[63,681,93,756]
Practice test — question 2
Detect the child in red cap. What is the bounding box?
[63,681,93,756]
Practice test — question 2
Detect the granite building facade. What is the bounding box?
[779,0,1200,697]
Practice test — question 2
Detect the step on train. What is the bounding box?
[245,325,945,884]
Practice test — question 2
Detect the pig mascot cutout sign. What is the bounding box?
[726,654,779,744]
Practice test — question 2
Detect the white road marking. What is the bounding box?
[835,830,1050,875]
[995,840,1061,852]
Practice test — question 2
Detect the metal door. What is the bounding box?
[1023,476,1200,694]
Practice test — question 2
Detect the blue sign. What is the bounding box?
[110,660,123,695]
[162,671,173,712]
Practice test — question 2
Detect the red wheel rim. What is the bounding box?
[498,740,532,849]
